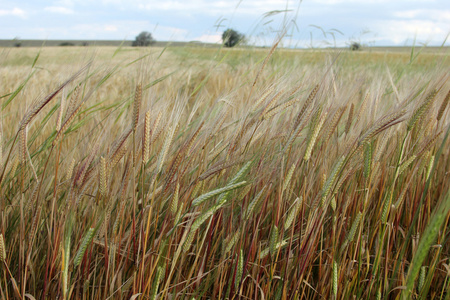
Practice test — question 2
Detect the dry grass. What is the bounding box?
[0,45,449,299]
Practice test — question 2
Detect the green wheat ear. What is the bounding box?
[284,197,302,230]
[235,249,244,289]
[170,182,179,214]
[333,259,338,298]
[150,264,165,300]
[192,181,247,207]
[74,228,95,267]
[245,186,267,220]
[282,163,296,192]
[269,225,279,256]
[224,230,240,255]
[363,141,372,179]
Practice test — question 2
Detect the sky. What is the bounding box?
[0,0,449,47]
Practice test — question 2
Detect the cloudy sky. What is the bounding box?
[0,0,448,47]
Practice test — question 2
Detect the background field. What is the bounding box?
[0,45,449,299]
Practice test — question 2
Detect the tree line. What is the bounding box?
[133,28,245,48]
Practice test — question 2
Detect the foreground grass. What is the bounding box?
[0,46,449,299]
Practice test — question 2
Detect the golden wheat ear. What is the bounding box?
[19,64,89,131]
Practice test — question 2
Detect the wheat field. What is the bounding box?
[0,45,449,299]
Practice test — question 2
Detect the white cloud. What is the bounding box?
[135,0,298,15]
[104,25,118,32]
[0,7,27,18]
[374,19,449,45]
[310,0,430,3]
[152,25,189,41]
[26,20,189,41]
[44,6,74,14]
[393,9,450,22]
[194,34,222,43]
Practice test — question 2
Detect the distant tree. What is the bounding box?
[13,37,21,47]
[81,42,89,46]
[349,42,362,51]
[222,29,244,48]
[132,31,156,47]
[59,42,75,46]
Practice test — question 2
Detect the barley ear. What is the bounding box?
[269,225,279,256]
[332,259,338,298]
[224,230,240,255]
[363,141,372,179]
[304,111,327,161]
[150,264,165,300]
[170,182,179,215]
[74,228,95,267]
[174,202,184,225]
[407,89,437,131]
[293,84,319,131]
[418,266,426,292]
[284,197,302,230]
[345,103,354,134]
[66,158,75,181]
[282,163,296,192]
[132,83,142,131]
[245,186,267,219]
[99,156,107,197]
[183,230,196,253]
[347,211,362,243]
[321,156,345,206]
[235,249,244,289]
[340,211,362,254]
[0,234,6,262]
[56,92,65,132]
[399,155,417,176]
[192,181,247,207]
[143,110,151,163]
[252,84,275,111]
[157,125,176,174]
[437,89,449,121]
